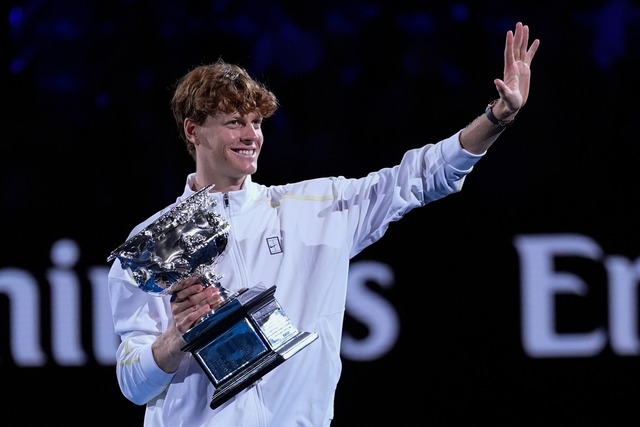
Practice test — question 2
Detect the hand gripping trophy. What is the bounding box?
[107,185,318,409]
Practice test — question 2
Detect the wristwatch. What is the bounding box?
[485,99,513,128]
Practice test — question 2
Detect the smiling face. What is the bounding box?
[170,61,279,192]
[185,111,264,193]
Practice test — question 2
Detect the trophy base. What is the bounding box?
[181,283,318,410]
[209,330,318,409]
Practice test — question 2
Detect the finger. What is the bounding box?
[525,38,541,65]
[504,29,515,70]
[518,23,528,58]
[206,289,225,309]
[187,305,213,326]
[175,305,211,333]
[170,279,205,304]
[511,22,526,62]
[171,276,195,294]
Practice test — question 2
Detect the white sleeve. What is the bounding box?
[108,261,176,405]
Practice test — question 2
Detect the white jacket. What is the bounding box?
[108,130,482,426]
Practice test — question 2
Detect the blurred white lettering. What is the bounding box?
[515,233,640,357]
[0,239,397,366]
[48,238,87,365]
[0,238,118,367]
[342,260,400,361]
[605,255,640,355]
[0,268,45,366]
[5,234,636,365]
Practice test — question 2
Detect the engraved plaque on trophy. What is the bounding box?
[107,185,318,409]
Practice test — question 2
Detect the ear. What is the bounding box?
[184,118,198,143]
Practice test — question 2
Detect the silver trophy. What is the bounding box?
[107,185,318,409]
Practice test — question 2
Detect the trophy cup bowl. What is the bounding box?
[106,185,231,300]
[107,185,318,409]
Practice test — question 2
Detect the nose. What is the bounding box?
[241,125,260,142]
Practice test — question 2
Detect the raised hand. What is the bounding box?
[494,22,540,112]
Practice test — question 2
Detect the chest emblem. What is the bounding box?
[266,236,283,255]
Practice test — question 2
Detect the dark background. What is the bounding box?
[4,1,640,425]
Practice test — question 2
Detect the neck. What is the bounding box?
[193,175,247,193]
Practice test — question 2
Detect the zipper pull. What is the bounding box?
[223,193,229,208]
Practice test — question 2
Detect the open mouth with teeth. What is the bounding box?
[233,149,256,156]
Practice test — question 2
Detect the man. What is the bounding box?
[108,21,539,427]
